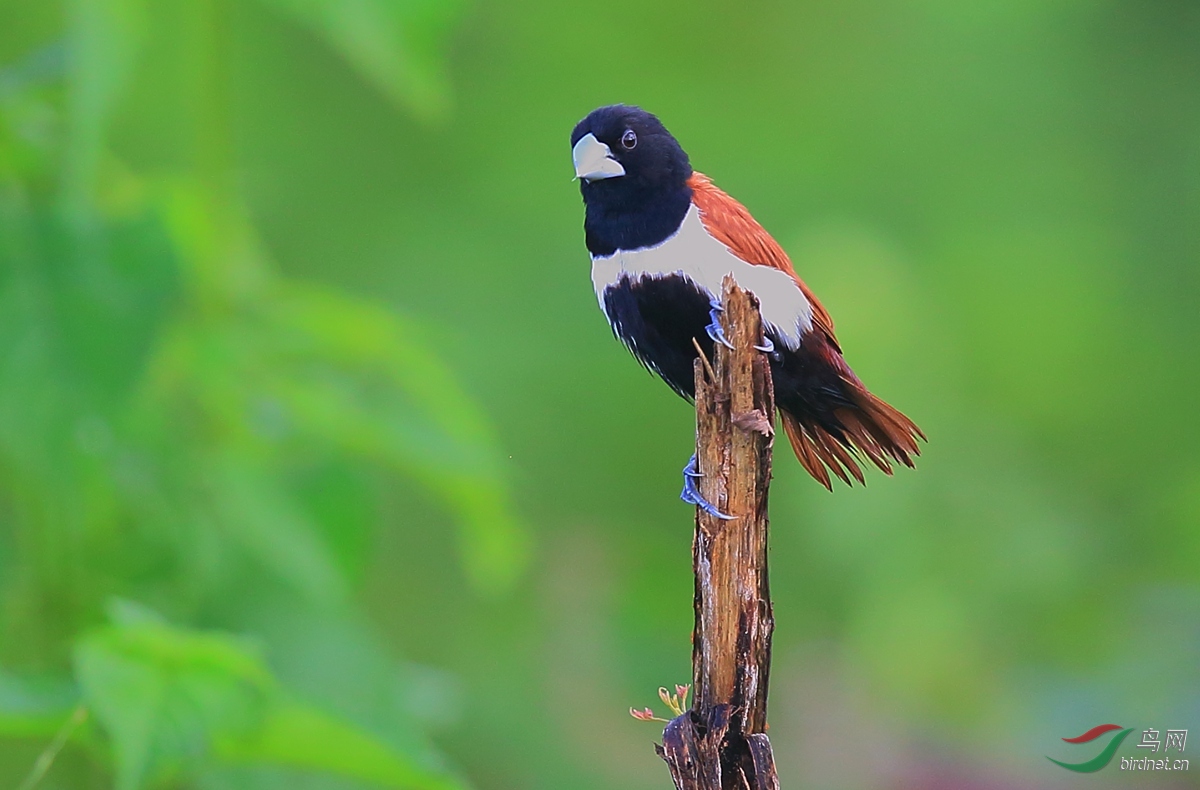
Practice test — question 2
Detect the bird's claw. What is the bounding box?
[680,453,734,520]
[754,335,775,354]
[705,300,735,350]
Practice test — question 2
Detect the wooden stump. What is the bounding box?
[657,277,780,790]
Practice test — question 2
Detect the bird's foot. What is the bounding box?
[705,300,735,350]
[754,335,775,354]
[680,453,734,520]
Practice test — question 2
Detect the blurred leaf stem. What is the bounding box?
[14,705,87,790]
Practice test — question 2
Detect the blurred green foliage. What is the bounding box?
[1,0,1198,788]
[1,0,522,786]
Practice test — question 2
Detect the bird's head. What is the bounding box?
[571,105,692,203]
[571,105,694,255]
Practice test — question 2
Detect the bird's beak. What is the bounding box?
[573,133,626,182]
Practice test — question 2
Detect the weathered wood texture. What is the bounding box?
[657,278,779,790]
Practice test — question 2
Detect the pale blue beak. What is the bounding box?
[572,133,626,181]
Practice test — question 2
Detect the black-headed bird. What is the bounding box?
[571,104,923,516]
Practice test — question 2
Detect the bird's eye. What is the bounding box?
[621,129,637,150]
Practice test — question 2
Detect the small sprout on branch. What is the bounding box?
[659,684,690,717]
[629,683,690,723]
[630,707,668,723]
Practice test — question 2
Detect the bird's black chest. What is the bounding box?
[601,273,715,400]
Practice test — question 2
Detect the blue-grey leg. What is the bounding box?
[705,300,735,350]
[680,453,734,520]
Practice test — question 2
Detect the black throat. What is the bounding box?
[582,180,693,257]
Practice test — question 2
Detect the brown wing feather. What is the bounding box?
[687,171,924,487]
[688,172,837,346]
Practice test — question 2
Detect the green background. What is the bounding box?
[1,0,1197,788]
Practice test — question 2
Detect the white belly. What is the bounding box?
[590,205,811,350]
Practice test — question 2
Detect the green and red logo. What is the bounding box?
[1048,724,1134,773]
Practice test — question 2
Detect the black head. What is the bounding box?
[571,105,693,256]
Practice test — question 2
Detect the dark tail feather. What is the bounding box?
[782,386,923,489]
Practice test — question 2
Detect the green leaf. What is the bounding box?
[217,701,465,790]
[73,610,273,790]
[72,605,466,790]
[136,257,529,594]
[255,0,461,120]
[264,283,530,593]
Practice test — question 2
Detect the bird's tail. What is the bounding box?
[780,385,924,491]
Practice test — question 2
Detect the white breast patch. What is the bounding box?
[590,205,812,350]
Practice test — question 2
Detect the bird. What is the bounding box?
[570,104,923,514]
